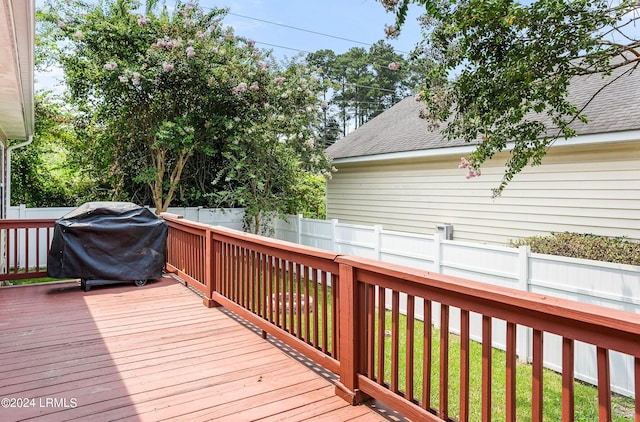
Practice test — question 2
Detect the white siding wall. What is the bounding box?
[327,142,640,245]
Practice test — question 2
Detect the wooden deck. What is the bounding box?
[0,277,400,422]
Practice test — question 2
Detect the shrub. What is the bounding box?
[509,232,640,266]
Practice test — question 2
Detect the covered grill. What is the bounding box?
[47,202,168,291]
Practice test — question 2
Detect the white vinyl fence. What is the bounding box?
[274,214,640,397]
[3,205,245,279]
[7,204,246,229]
[7,206,639,396]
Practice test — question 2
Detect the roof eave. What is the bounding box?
[331,129,640,165]
[0,0,36,145]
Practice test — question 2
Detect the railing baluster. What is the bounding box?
[422,299,432,411]
[35,227,41,273]
[250,250,257,312]
[391,290,400,393]
[25,228,30,273]
[304,265,311,342]
[597,347,611,421]
[406,295,415,402]
[313,268,319,347]
[332,272,339,359]
[635,357,640,421]
[322,271,329,353]
[358,281,367,373]
[366,283,375,378]
[274,258,281,327]
[377,286,386,385]
[562,337,574,422]
[460,309,470,422]
[439,304,450,420]
[288,260,294,333]
[12,228,18,274]
[532,329,544,422]
[482,315,492,421]
[506,322,517,422]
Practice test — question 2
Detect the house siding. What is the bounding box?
[327,141,640,245]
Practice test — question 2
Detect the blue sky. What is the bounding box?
[36,0,425,91]
[212,0,424,58]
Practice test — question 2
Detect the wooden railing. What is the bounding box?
[164,215,342,373]
[0,219,56,281]
[163,215,640,422]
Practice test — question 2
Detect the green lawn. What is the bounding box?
[1,272,68,286]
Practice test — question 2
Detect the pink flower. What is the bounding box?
[249,82,259,91]
[118,75,128,83]
[104,62,118,71]
[162,62,174,72]
[73,30,84,40]
[252,50,261,59]
[186,46,195,58]
[57,21,67,29]
[273,77,286,85]
[459,157,481,179]
[388,62,399,71]
[132,72,141,85]
[247,39,255,48]
[415,93,422,102]
[138,15,149,26]
[232,82,248,95]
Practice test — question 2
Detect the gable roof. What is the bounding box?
[326,65,640,160]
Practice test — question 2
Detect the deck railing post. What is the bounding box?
[335,262,370,404]
[202,227,221,308]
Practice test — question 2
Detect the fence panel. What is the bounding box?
[379,230,436,271]
[334,223,378,258]
[300,217,335,250]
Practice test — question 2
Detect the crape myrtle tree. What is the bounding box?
[212,57,334,234]
[42,0,331,216]
[380,0,640,196]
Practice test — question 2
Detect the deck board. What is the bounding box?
[0,277,396,421]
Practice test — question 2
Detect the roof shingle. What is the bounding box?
[326,67,640,160]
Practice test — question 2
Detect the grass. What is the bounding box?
[1,269,68,286]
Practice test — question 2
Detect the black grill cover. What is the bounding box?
[47,202,167,280]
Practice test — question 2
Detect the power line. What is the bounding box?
[212,9,411,56]
[254,41,313,55]
[227,12,380,49]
